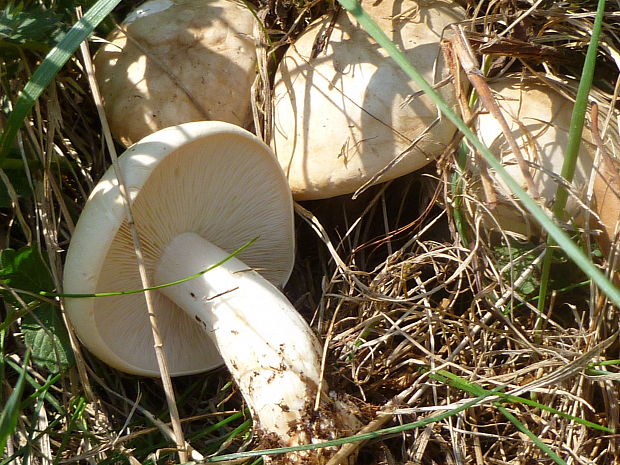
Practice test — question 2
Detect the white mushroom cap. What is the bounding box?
[474,78,596,236]
[63,121,295,376]
[94,0,257,146]
[272,1,465,200]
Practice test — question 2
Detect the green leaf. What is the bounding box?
[494,242,541,297]
[21,305,74,373]
[0,247,53,294]
[0,247,74,372]
[0,2,66,51]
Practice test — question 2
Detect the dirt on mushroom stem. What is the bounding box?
[153,231,360,464]
[255,389,359,464]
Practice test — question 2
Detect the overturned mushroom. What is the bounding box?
[94,0,257,146]
[63,121,357,463]
[272,0,465,200]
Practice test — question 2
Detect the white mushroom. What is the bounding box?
[272,0,465,200]
[94,0,257,146]
[473,79,596,237]
[63,121,357,463]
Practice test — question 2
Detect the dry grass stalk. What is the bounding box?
[77,12,188,462]
[449,23,540,201]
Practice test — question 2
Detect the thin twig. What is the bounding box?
[450,24,540,200]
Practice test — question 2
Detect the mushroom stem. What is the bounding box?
[155,232,356,463]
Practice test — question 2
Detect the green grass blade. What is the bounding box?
[428,370,579,463]
[203,418,252,455]
[4,357,63,413]
[537,0,606,314]
[0,0,122,161]
[0,351,30,455]
[335,0,620,307]
[189,411,246,442]
[199,390,496,462]
[497,404,567,465]
[53,395,87,464]
[38,237,258,298]
[451,143,472,244]
[585,368,620,379]
[590,359,620,367]
[429,369,613,433]
[556,0,605,211]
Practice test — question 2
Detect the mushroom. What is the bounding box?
[272,0,465,200]
[472,78,596,237]
[591,151,620,260]
[94,0,257,146]
[63,121,357,463]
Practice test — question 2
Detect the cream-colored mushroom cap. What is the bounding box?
[272,1,465,200]
[63,121,295,376]
[474,78,596,236]
[94,0,257,146]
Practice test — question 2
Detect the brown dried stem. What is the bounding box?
[78,16,188,463]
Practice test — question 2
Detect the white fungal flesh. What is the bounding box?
[155,232,347,456]
[95,0,257,146]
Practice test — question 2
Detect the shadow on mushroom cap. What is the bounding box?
[95,0,257,146]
